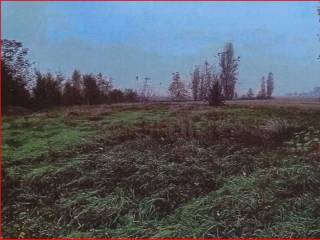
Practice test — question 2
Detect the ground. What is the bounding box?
[2,100,320,238]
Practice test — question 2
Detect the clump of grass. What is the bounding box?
[287,127,320,153]
[262,118,299,144]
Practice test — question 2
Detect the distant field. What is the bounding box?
[228,97,320,109]
[3,101,320,238]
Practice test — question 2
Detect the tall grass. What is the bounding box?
[3,103,320,237]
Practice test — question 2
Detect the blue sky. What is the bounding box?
[2,2,320,95]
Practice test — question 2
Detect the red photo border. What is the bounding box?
[1,0,319,239]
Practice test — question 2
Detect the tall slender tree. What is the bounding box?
[191,66,200,101]
[266,72,274,98]
[247,88,254,99]
[198,61,213,101]
[257,76,267,99]
[198,71,206,101]
[219,42,240,100]
[83,74,100,105]
[203,61,213,100]
[71,69,82,91]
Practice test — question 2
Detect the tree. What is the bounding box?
[247,88,255,99]
[62,82,75,106]
[191,66,200,101]
[33,71,62,108]
[203,61,213,100]
[266,72,274,98]
[1,39,31,113]
[198,61,213,101]
[208,80,224,106]
[108,89,124,103]
[83,74,100,105]
[198,71,206,101]
[97,73,112,99]
[62,80,83,106]
[257,76,267,99]
[219,42,240,100]
[123,89,139,102]
[168,72,188,100]
[71,69,82,91]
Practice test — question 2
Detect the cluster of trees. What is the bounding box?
[168,42,240,106]
[244,72,275,100]
[32,70,138,108]
[168,42,277,105]
[2,39,139,114]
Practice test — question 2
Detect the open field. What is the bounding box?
[3,101,320,238]
[228,97,320,110]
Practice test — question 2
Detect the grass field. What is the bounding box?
[3,100,320,238]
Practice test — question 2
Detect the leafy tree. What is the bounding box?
[69,69,84,104]
[108,89,124,103]
[33,71,62,108]
[247,88,255,99]
[96,73,113,103]
[168,72,188,100]
[198,61,213,101]
[83,74,100,105]
[266,72,274,98]
[1,39,31,113]
[198,71,206,101]
[62,80,82,106]
[62,82,75,106]
[123,89,139,102]
[219,42,240,100]
[208,80,224,106]
[191,66,200,101]
[204,61,213,100]
[257,76,267,99]
[71,69,82,91]
[97,73,112,97]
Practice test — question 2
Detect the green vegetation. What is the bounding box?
[3,103,320,238]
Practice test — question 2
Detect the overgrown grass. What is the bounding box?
[2,103,320,238]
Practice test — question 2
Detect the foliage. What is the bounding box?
[266,72,274,98]
[191,66,200,101]
[168,72,188,100]
[208,80,224,106]
[247,88,255,99]
[257,76,267,99]
[33,71,62,108]
[83,74,101,105]
[219,42,240,100]
[1,39,31,113]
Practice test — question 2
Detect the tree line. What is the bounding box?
[1,39,139,114]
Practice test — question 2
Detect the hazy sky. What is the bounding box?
[2,2,320,95]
